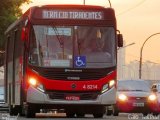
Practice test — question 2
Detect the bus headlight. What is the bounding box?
[37,84,45,93]
[29,77,45,93]
[101,80,116,94]
[148,94,157,101]
[109,80,115,88]
[29,78,37,86]
[101,84,109,93]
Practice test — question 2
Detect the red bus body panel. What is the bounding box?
[26,67,116,91]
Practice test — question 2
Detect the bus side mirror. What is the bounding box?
[117,34,123,47]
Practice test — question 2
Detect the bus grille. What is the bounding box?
[41,72,106,80]
[30,66,116,80]
[47,91,100,100]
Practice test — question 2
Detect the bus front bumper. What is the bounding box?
[27,86,116,105]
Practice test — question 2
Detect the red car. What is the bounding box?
[106,80,158,116]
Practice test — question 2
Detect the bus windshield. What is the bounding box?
[29,25,116,68]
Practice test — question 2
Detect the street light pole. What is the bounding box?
[107,0,112,7]
[118,42,135,50]
[139,32,160,79]
[83,0,85,5]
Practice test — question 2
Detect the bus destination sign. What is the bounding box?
[42,10,104,20]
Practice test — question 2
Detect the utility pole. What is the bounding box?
[83,0,85,5]
[108,0,112,7]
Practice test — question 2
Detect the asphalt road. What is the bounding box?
[0,112,159,120]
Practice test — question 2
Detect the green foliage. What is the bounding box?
[0,0,31,49]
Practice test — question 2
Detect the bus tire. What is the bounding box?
[93,113,104,118]
[113,109,119,116]
[66,112,75,118]
[76,113,85,118]
[9,105,19,116]
[106,106,112,116]
[25,104,36,118]
[113,105,119,116]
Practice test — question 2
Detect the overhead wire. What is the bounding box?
[117,0,147,16]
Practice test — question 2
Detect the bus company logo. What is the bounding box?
[67,77,80,80]
[71,83,77,89]
[65,69,82,72]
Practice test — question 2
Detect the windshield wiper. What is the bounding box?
[52,27,65,59]
[77,40,82,55]
[118,89,130,91]
[75,26,82,55]
[130,90,143,92]
[118,89,144,92]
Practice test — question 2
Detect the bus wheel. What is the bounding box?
[25,104,36,118]
[66,112,75,118]
[113,109,119,116]
[112,105,119,116]
[9,105,19,116]
[106,107,112,116]
[76,113,85,118]
[93,113,104,118]
[93,113,103,118]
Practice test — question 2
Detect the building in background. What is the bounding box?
[117,43,126,80]
[122,60,160,81]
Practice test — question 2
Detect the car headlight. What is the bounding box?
[118,94,128,101]
[148,94,157,101]
[29,77,45,93]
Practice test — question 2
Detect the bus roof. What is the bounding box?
[27,4,114,12]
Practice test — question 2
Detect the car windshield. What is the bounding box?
[28,25,116,68]
[118,80,150,92]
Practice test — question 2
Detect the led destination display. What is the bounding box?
[42,10,104,20]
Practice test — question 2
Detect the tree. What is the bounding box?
[0,0,31,49]
[0,0,31,66]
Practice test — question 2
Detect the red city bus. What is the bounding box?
[4,5,123,118]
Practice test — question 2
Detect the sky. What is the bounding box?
[21,0,160,64]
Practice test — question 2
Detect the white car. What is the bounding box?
[107,80,157,116]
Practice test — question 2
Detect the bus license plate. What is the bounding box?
[65,95,80,101]
[133,102,144,107]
